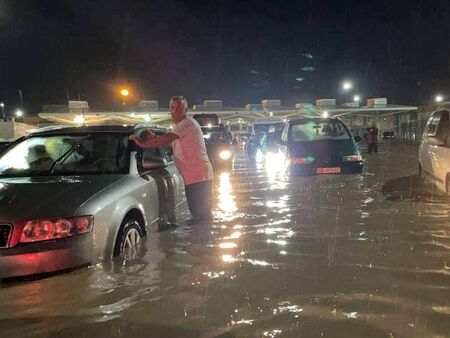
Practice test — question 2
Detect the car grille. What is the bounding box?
[0,224,12,248]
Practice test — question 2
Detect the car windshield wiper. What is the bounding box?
[49,137,89,174]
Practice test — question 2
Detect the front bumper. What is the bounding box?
[291,161,363,176]
[0,234,93,279]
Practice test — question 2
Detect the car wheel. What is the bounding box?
[114,217,144,258]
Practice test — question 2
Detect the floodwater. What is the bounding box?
[1,143,449,338]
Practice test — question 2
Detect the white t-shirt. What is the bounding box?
[171,116,213,185]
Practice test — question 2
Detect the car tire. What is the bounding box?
[113,217,144,258]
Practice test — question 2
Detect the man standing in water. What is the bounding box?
[129,96,214,222]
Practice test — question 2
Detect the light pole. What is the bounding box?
[119,88,130,110]
[342,81,353,103]
[18,90,24,110]
[0,102,5,120]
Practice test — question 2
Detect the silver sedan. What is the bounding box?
[0,124,185,279]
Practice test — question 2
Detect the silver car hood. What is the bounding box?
[0,175,125,221]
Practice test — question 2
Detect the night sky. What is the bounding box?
[1,0,449,114]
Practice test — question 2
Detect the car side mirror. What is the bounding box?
[142,155,167,169]
[354,136,362,143]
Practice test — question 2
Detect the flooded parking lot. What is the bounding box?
[1,143,449,338]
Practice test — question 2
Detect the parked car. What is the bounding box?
[0,124,185,279]
[278,117,363,176]
[419,105,450,195]
[202,124,233,170]
[382,131,395,140]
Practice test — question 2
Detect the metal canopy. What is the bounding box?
[39,104,418,126]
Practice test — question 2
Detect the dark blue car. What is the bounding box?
[279,118,363,176]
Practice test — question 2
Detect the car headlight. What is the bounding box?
[342,155,362,162]
[219,150,232,160]
[20,216,94,243]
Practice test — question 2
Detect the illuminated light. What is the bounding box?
[129,113,136,117]
[342,81,352,91]
[342,155,362,162]
[219,150,232,160]
[353,95,361,102]
[229,231,241,239]
[269,112,274,117]
[247,259,270,266]
[267,239,288,246]
[302,53,314,59]
[322,111,329,118]
[280,251,287,255]
[144,115,150,122]
[15,109,24,117]
[219,242,237,249]
[233,224,243,229]
[73,115,85,124]
[435,94,444,103]
[0,102,4,108]
[222,254,236,263]
[301,66,315,71]
[218,172,237,216]
[120,88,130,96]
[294,157,308,164]
[295,77,304,82]
[232,319,255,326]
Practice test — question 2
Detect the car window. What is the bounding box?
[426,112,442,137]
[203,130,229,145]
[289,120,351,142]
[0,133,129,176]
[436,111,450,147]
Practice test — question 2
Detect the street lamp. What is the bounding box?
[353,95,361,102]
[342,81,352,91]
[0,102,5,119]
[15,109,23,117]
[435,94,444,103]
[120,88,130,97]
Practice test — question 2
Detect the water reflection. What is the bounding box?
[216,171,237,219]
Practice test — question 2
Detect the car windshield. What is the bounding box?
[202,130,229,145]
[290,120,351,142]
[0,133,129,177]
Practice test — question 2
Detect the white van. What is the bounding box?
[418,103,450,195]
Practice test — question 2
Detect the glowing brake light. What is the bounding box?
[19,216,94,243]
[294,158,308,164]
[342,155,362,162]
[293,156,314,164]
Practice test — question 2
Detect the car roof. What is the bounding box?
[29,123,168,136]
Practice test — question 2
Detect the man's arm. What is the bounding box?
[129,132,179,148]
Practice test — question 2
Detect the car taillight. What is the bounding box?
[293,156,314,164]
[20,216,94,243]
[294,158,307,164]
[342,155,362,162]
